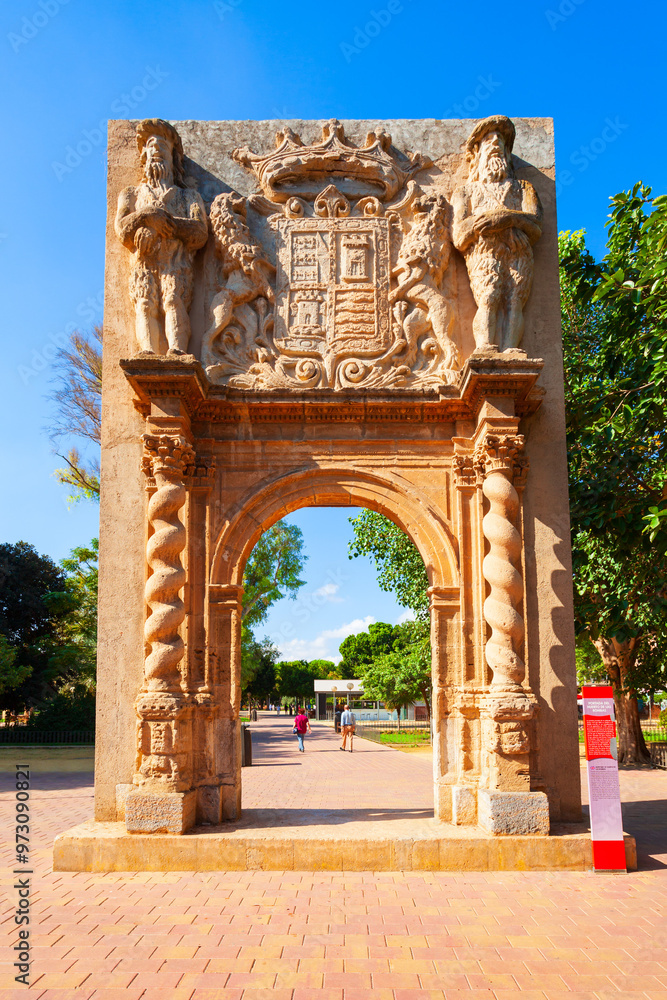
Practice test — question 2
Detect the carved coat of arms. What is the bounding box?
[201,120,461,391]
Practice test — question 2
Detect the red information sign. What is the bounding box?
[582,686,626,872]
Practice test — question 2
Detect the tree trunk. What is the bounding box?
[593,636,651,765]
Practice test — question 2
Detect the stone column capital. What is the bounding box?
[474,432,526,480]
[142,433,195,480]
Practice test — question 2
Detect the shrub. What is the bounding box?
[25,690,95,731]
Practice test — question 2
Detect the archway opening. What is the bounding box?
[238,505,435,826]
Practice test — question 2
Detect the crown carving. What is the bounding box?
[232,118,430,204]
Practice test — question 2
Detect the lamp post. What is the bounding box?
[347,681,354,714]
[331,685,337,726]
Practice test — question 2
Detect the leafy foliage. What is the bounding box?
[0,539,99,716]
[274,659,323,701]
[560,186,667,762]
[45,540,98,694]
[0,634,31,696]
[348,511,429,620]
[340,620,431,720]
[575,636,607,687]
[242,634,279,702]
[240,520,307,698]
[242,521,307,630]
[307,659,340,680]
[338,622,397,671]
[25,689,96,731]
[0,542,69,710]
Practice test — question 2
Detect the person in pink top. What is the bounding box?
[293,708,311,752]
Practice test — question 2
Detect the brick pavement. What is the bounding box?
[1,719,666,1000]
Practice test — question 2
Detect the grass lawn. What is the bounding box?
[378,731,431,745]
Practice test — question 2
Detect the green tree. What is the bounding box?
[274,659,320,702]
[45,539,98,694]
[0,542,69,710]
[560,186,667,762]
[575,636,608,687]
[0,634,31,696]
[243,637,279,704]
[338,621,396,672]
[242,521,307,630]
[348,511,429,620]
[338,620,432,721]
[308,659,340,680]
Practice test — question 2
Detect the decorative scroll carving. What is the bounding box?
[115,119,208,355]
[142,433,194,692]
[452,116,543,352]
[203,122,461,391]
[475,433,526,694]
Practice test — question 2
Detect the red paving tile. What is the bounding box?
[1,717,666,1000]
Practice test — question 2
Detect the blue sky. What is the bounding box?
[1,0,664,661]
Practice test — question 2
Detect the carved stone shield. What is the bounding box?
[274,215,391,384]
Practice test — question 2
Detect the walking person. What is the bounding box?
[293,707,311,753]
[340,704,356,752]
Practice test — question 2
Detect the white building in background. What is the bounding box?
[312,679,427,722]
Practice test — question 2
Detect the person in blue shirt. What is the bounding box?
[340,704,356,752]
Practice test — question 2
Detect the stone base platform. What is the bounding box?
[54,813,637,872]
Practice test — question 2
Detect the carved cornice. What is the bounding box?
[232,119,430,203]
[458,352,544,418]
[121,353,545,426]
[427,585,461,609]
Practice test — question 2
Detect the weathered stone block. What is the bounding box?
[125,790,196,834]
[478,790,550,836]
[115,783,134,821]
[452,784,477,825]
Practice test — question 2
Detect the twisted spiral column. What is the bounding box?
[477,434,526,693]
[143,434,194,692]
[482,472,524,691]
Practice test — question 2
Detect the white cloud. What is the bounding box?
[275,615,376,663]
[312,582,344,603]
[396,609,416,624]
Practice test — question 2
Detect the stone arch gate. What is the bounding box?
[55,115,587,871]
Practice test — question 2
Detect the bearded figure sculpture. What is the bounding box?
[451,116,542,352]
[115,119,208,355]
